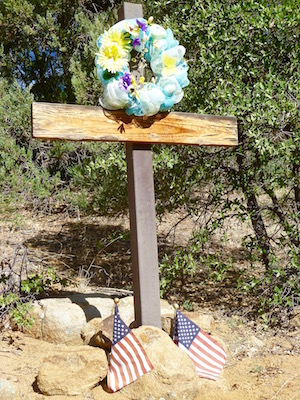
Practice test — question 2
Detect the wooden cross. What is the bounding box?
[31,2,238,329]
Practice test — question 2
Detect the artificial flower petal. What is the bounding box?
[149,24,167,40]
[96,28,132,73]
[161,45,186,77]
[100,79,129,110]
[158,76,183,112]
[136,19,148,32]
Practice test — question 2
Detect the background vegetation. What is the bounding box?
[0,0,299,326]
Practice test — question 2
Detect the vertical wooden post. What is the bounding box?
[118,2,161,328]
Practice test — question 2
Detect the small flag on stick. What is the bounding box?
[107,304,153,392]
[173,310,226,381]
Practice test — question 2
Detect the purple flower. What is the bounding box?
[120,72,132,90]
[132,37,141,49]
[136,19,147,32]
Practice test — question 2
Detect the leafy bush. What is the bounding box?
[0,246,67,329]
[147,0,300,324]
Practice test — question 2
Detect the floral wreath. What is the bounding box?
[95,17,189,117]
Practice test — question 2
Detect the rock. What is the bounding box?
[161,300,176,335]
[82,315,114,350]
[98,314,114,339]
[0,379,19,400]
[37,346,108,396]
[184,311,216,334]
[92,326,202,400]
[68,294,115,320]
[26,295,115,345]
[115,296,135,326]
[250,335,264,348]
[81,315,114,350]
[81,318,103,345]
[25,300,46,339]
[40,299,87,345]
[94,315,115,349]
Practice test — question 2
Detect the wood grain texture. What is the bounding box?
[32,102,238,146]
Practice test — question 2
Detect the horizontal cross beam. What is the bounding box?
[32,102,238,147]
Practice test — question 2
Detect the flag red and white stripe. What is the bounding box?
[107,305,153,392]
[173,311,226,381]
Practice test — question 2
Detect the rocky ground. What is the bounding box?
[0,300,299,400]
[0,209,300,399]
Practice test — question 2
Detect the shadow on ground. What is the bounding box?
[24,218,255,315]
[25,221,133,289]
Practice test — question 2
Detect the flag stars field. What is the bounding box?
[177,313,200,349]
[113,312,130,344]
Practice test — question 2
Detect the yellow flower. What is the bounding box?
[124,22,132,33]
[96,28,131,73]
[124,23,140,37]
[101,28,131,51]
[131,76,137,86]
[139,76,145,84]
[161,54,178,76]
[148,16,154,25]
[131,25,140,37]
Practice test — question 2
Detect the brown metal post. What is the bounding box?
[119,2,161,328]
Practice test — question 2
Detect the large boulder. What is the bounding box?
[26,295,115,345]
[0,379,19,400]
[28,298,87,345]
[92,326,202,400]
[68,293,115,320]
[37,346,108,396]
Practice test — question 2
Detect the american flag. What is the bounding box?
[107,305,153,392]
[173,311,226,381]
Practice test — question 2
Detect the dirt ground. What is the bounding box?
[0,209,300,399]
